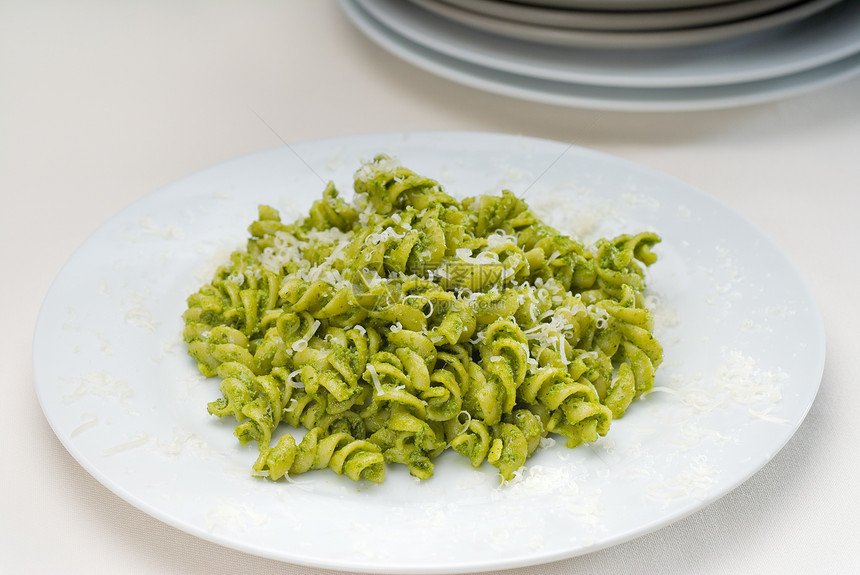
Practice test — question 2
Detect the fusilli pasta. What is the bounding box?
[183,156,662,483]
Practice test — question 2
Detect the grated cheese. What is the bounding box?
[70,413,99,438]
[286,369,304,389]
[367,364,384,396]
[205,499,268,532]
[103,432,150,456]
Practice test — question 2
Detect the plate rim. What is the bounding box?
[512,0,749,11]
[402,0,841,50]
[432,0,806,32]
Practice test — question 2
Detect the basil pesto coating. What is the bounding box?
[183,156,662,483]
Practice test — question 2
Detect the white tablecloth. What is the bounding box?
[3,2,858,573]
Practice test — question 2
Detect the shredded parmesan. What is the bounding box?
[71,413,99,438]
[367,364,384,396]
[286,369,304,389]
[103,433,150,456]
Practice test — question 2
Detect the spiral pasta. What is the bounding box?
[183,155,663,483]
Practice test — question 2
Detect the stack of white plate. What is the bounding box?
[339,0,860,110]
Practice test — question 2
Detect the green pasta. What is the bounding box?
[183,156,662,483]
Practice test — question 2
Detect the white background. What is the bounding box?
[2,1,858,573]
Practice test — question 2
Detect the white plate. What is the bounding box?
[404,0,840,49]
[433,0,804,32]
[355,0,860,88]
[34,132,825,573]
[343,0,860,111]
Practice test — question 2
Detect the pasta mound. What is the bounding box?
[182,156,662,483]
